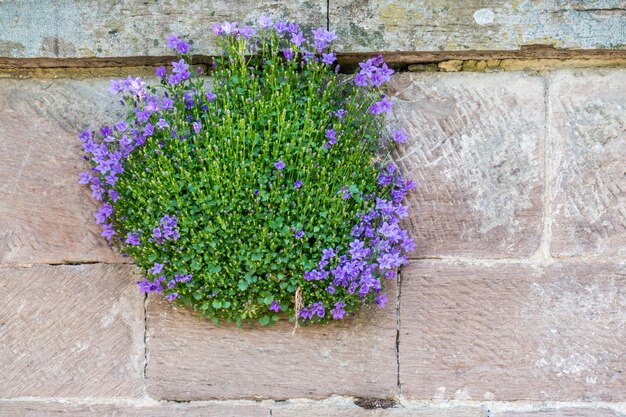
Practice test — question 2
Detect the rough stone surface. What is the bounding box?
[387,72,544,258]
[331,1,626,51]
[146,282,398,400]
[0,0,325,58]
[273,401,482,416]
[548,69,626,258]
[0,264,144,398]
[0,78,126,265]
[399,261,626,401]
[0,401,268,417]
[492,408,626,417]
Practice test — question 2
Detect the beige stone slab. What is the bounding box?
[330,1,626,51]
[0,401,268,417]
[493,408,624,417]
[273,401,482,416]
[548,69,626,258]
[0,79,125,265]
[387,72,544,258]
[146,283,398,400]
[0,264,144,397]
[0,0,325,58]
[399,261,626,401]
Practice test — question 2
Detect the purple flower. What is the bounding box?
[172,58,189,74]
[290,31,305,46]
[287,22,300,34]
[349,239,370,260]
[258,16,273,29]
[331,302,346,319]
[143,123,154,137]
[302,49,314,62]
[334,109,347,119]
[205,91,216,102]
[211,22,224,35]
[165,292,179,301]
[108,189,119,202]
[375,293,389,308]
[156,118,169,129]
[325,129,337,141]
[168,73,185,86]
[274,20,288,33]
[301,301,325,319]
[283,49,294,60]
[95,203,113,224]
[166,34,181,49]
[79,129,93,143]
[270,301,281,312]
[392,128,408,143]
[378,221,402,242]
[79,171,92,185]
[125,232,140,246]
[114,121,127,132]
[109,80,124,94]
[101,223,116,240]
[238,26,255,39]
[376,63,394,80]
[126,76,146,97]
[369,96,393,115]
[135,109,150,123]
[161,97,174,110]
[322,52,336,65]
[354,73,367,87]
[322,248,335,260]
[312,28,337,45]
[150,262,164,275]
[193,121,202,134]
[274,160,286,170]
[294,180,302,189]
[327,285,336,294]
[219,21,238,35]
[402,237,416,253]
[175,273,192,283]
[358,58,375,77]
[174,39,190,54]
[137,277,165,293]
[155,66,167,78]
[295,230,305,239]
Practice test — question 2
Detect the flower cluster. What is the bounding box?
[79,17,414,326]
[299,164,414,321]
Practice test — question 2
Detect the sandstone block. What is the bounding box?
[146,283,398,400]
[492,408,624,417]
[548,69,626,258]
[272,400,482,416]
[387,72,544,258]
[0,401,268,417]
[0,79,125,265]
[0,264,144,397]
[399,261,626,401]
[0,1,325,58]
[330,1,626,51]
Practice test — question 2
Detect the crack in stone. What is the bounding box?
[396,269,402,395]
[143,293,148,394]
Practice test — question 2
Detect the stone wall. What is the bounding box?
[1,1,625,416]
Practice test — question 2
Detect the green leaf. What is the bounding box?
[259,315,270,326]
[238,280,248,291]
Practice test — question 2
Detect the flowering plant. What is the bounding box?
[79,18,414,326]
